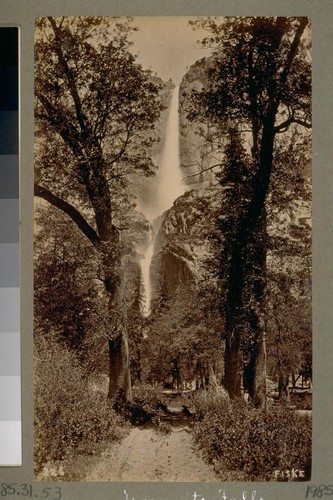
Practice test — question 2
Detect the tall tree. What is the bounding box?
[188,17,311,405]
[34,17,163,401]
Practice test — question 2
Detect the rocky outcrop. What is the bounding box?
[119,208,152,258]
[150,186,222,299]
[141,57,224,301]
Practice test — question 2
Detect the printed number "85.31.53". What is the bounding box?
[1,483,62,499]
[306,485,333,498]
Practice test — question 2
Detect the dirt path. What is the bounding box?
[85,425,218,482]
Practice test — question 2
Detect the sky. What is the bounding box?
[129,17,212,85]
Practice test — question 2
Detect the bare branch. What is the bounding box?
[34,183,100,246]
[276,18,309,104]
[274,116,311,133]
[183,163,222,180]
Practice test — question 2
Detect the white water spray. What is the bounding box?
[139,226,155,316]
[138,86,185,316]
[153,86,185,216]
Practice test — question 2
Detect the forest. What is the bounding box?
[34,16,312,482]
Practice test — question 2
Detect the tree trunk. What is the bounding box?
[108,336,123,397]
[223,335,242,398]
[245,216,267,408]
[223,244,244,399]
[223,117,274,403]
[223,218,268,404]
[108,333,132,401]
[172,359,181,389]
[253,327,267,408]
[245,329,267,408]
[278,372,290,401]
[100,240,132,402]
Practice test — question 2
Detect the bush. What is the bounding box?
[123,385,168,425]
[290,391,312,410]
[192,389,311,481]
[191,386,230,420]
[34,334,124,477]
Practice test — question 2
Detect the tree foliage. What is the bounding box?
[34,204,110,372]
[34,16,163,400]
[145,283,223,387]
[35,16,162,238]
[186,17,311,404]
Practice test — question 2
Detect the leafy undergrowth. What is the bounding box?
[290,391,312,410]
[34,334,128,480]
[192,388,312,482]
[120,385,169,426]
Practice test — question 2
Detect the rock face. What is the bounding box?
[145,57,223,301]
[131,59,224,304]
[179,56,218,189]
[150,186,222,300]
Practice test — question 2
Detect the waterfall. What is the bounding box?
[153,85,185,216]
[140,226,154,316]
[138,86,185,316]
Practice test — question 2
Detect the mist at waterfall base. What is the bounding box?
[136,86,185,316]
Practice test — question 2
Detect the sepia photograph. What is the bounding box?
[33,16,312,483]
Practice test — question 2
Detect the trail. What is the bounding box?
[82,87,215,483]
[85,425,218,482]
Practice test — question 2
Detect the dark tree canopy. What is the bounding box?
[186,16,311,404]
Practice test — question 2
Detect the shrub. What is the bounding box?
[191,386,230,420]
[123,385,168,425]
[290,391,312,410]
[34,334,124,477]
[245,407,311,480]
[192,390,311,481]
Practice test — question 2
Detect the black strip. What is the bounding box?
[0,28,18,111]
